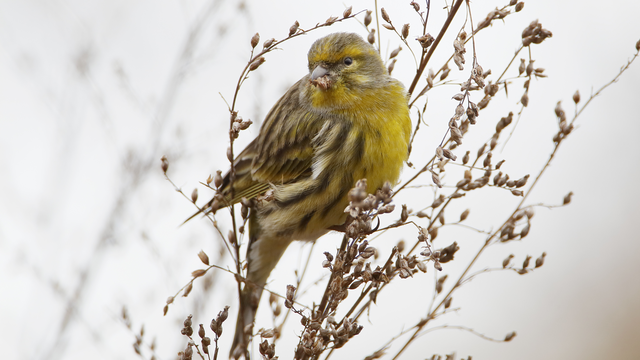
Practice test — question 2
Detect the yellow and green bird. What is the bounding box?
[196,32,411,358]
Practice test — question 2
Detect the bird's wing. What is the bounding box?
[219,78,322,205]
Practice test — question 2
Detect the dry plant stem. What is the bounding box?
[407,0,464,98]
[374,0,381,50]
[391,50,640,360]
[417,324,509,342]
[461,267,525,285]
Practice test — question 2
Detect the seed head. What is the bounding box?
[364,10,373,27]
[250,33,260,48]
[381,8,391,23]
[263,38,275,49]
[367,29,376,45]
[198,250,209,266]
[389,46,402,59]
[563,191,573,205]
[343,6,352,18]
[250,56,266,71]
[289,21,299,36]
[402,23,410,39]
[573,90,581,104]
[161,155,169,173]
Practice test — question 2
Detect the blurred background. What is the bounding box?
[1,0,639,359]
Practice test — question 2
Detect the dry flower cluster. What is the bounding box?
[154,1,639,360]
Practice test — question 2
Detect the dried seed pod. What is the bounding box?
[183,282,193,297]
[206,174,213,185]
[263,38,275,49]
[525,207,535,218]
[505,332,517,341]
[483,151,492,168]
[436,146,444,161]
[431,171,442,188]
[466,107,477,124]
[381,8,391,23]
[198,250,210,266]
[431,194,445,208]
[435,274,448,293]
[511,189,524,196]
[161,155,169,173]
[459,209,470,221]
[343,6,352,18]
[400,204,409,222]
[520,222,530,238]
[563,191,573,205]
[521,92,529,107]
[444,296,452,309]
[572,90,581,104]
[493,171,503,185]
[496,159,506,169]
[502,254,514,268]
[535,252,547,268]
[429,227,438,241]
[516,59,526,77]
[364,10,372,27]
[515,174,530,188]
[411,1,420,11]
[367,29,376,45]
[250,56,266,71]
[191,188,198,203]
[515,2,524,11]
[214,170,223,188]
[251,33,260,48]
[325,16,338,25]
[417,34,435,48]
[402,23,410,39]
[417,261,427,273]
[555,101,566,121]
[389,46,402,59]
[462,151,470,165]
[497,174,509,187]
[477,143,487,158]
[526,61,534,76]
[478,95,490,109]
[192,269,206,278]
[387,59,397,75]
[442,148,457,161]
[522,255,532,269]
[441,63,451,80]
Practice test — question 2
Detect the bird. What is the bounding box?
[194,32,411,358]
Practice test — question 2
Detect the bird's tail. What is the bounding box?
[230,280,261,359]
[229,215,294,359]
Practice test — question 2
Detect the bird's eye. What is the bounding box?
[343,57,353,65]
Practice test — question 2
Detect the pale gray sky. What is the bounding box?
[1,1,639,359]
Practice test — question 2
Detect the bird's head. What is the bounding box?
[306,33,386,97]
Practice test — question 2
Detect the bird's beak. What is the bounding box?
[310,65,332,90]
[311,65,329,81]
